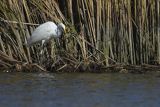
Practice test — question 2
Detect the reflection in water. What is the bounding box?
[0,72,160,107]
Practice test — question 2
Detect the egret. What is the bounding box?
[27,21,66,46]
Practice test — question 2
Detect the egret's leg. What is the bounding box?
[42,39,46,47]
[40,40,45,55]
[39,40,46,65]
[57,39,61,49]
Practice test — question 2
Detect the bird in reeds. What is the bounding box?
[27,21,66,47]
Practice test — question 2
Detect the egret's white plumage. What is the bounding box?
[27,21,65,46]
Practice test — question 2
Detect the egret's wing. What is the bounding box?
[27,22,57,46]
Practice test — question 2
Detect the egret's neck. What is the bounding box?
[57,28,63,37]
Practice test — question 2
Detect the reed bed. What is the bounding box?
[0,0,160,72]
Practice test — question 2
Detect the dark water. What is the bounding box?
[0,72,160,107]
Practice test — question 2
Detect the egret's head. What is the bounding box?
[58,23,66,35]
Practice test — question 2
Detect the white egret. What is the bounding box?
[27,21,66,46]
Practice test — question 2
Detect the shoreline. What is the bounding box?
[1,63,160,74]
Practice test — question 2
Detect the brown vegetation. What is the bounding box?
[0,0,160,72]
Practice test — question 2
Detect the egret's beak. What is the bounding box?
[60,29,66,40]
[64,28,66,34]
[63,29,66,38]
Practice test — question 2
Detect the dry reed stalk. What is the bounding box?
[157,0,160,63]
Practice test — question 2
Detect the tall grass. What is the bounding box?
[0,0,160,71]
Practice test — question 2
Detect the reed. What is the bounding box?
[0,0,160,71]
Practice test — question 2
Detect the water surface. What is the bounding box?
[0,72,160,107]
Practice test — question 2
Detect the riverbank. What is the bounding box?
[2,61,160,74]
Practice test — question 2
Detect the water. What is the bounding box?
[0,72,160,107]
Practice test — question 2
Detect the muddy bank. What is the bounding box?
[2,62,160,74]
